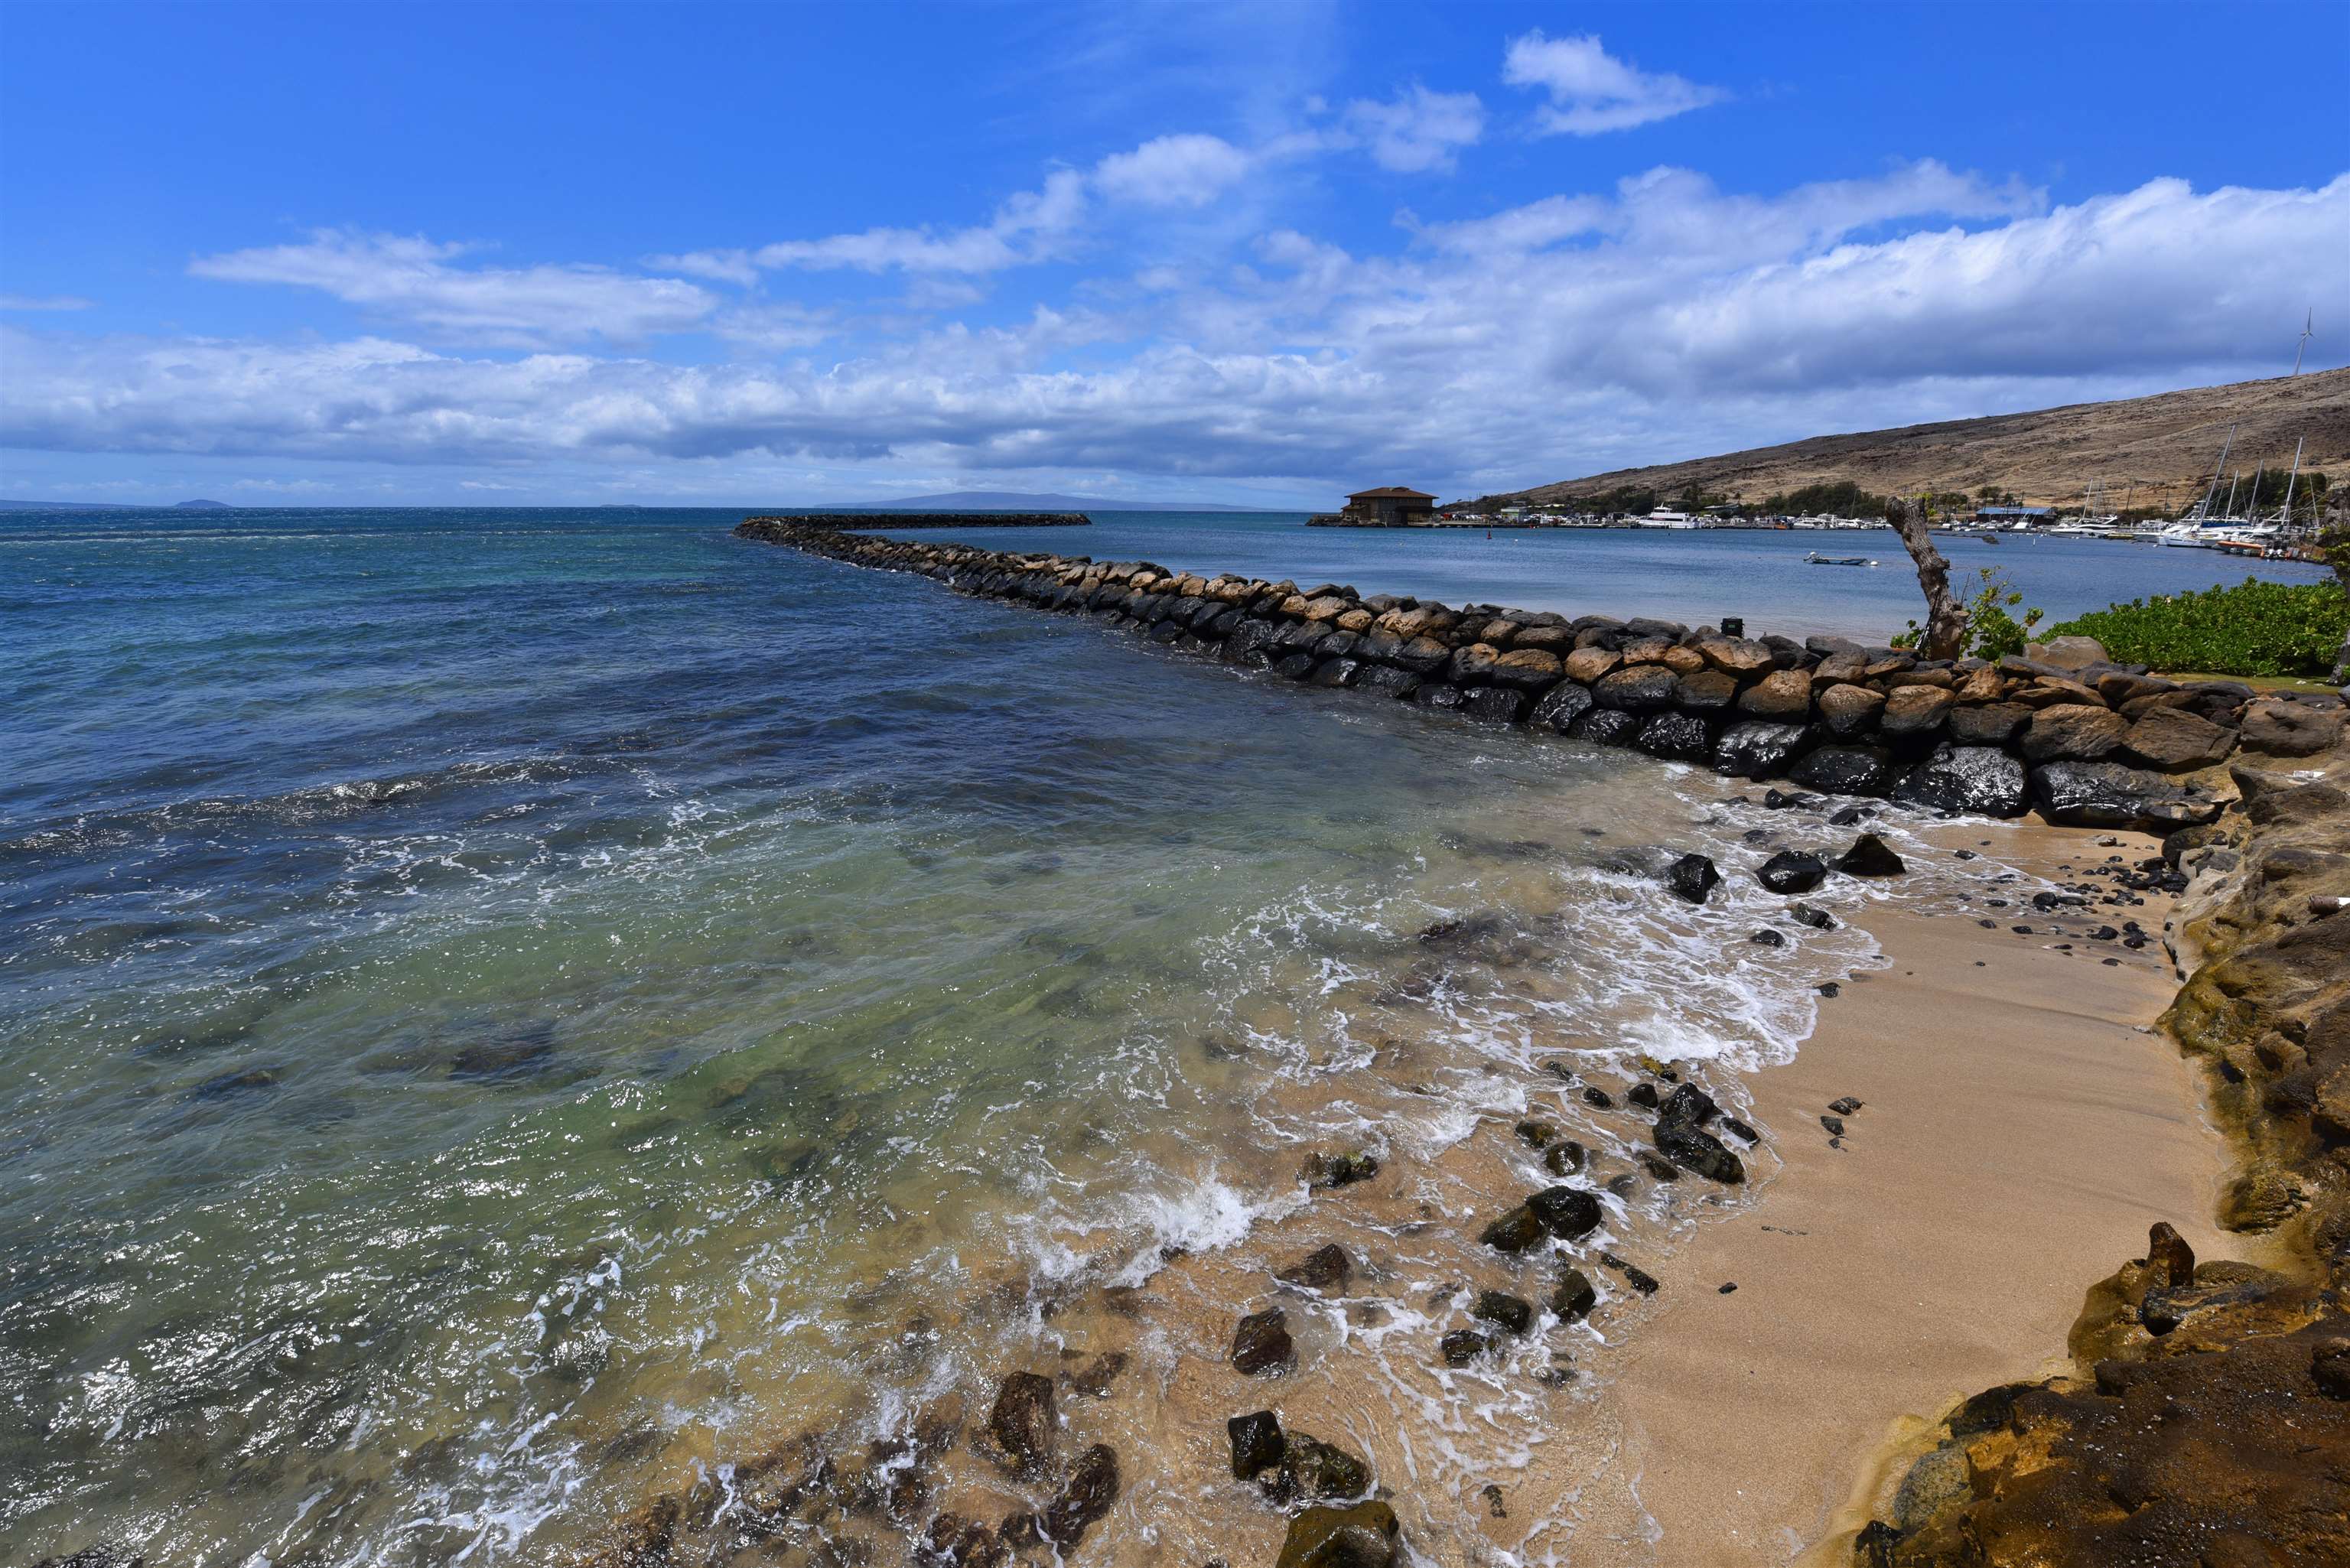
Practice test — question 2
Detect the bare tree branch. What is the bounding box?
[1888,494,1968,660]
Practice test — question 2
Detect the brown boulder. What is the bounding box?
[1563,646,1621,683]
[1659,644,1707,675]
[1490,648,1565,690]
[1737,669,1813,717]
[2239,700,2346,759]
[1816,683,1886,737]
[1674,669,1739,710]
[2119,707,2238,772]
[2020,703,2129,762]
[1948,701,2031,744]
[1699,637,1776,677]
[1880,686,1954,737]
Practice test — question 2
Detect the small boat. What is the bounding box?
[1806,551,1879,567]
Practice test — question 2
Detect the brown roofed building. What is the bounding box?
[1337,486,1437,526]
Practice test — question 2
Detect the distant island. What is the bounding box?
[876,489,1259,512]
[0,497,229,511]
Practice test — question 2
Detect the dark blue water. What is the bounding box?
[0,506,2296,1566]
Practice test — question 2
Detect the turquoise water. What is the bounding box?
[0,508,2237,1564]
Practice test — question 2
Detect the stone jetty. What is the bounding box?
[742,512,1089,530]
[734,516,2339,828]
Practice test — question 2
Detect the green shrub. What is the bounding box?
[1893,565,2045,659]
[2042,577,2348,678]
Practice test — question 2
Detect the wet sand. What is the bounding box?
[1599,824,2232,1566]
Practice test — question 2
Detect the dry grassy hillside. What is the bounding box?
[1491,368,2350,514]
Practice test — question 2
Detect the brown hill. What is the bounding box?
[1488,368,2350,515]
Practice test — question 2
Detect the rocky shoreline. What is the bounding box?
[731,516,2339,828]
[1848,747,2350,1566]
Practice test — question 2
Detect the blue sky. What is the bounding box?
[3,0,2345,506]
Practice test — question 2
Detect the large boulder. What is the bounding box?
[1948,701,2032,744]
[2118,706,2238,772]
[1593,665,1680,711]
[1700,637,1778,678]
[1891,744,2028,817]
[1674,670,1740,711]
[1489,648,1565,691]
[1529,680,1594,733]
[1788,744,1896,797]
[1569,708,1642,747]
[1817,683,1886,737]
[1462,686,1528,724]
[2030,761,2225,831]
[1564,646,1621,683]
[2020,704,2130,762]
[2027,635,2108,671]
[2238,699,2346,759]
[1638,711,1716,762]
[1737,669,1815,718]
[1879,685,1955,737]
[1714,721,1814,779]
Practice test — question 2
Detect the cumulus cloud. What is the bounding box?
[12,173,2343,494]
[1502,31,1723,135]
[1342,85,1486,173]
[188,230,718,346]
[1094,133,1256,207]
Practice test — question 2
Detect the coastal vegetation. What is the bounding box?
[2042,577,2349,678]
[1893,565,2046,660]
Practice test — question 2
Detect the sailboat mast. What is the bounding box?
[2225,470,2239,520]
[2197,424,2235,522]
[2246,460,2264,523]
[2280,436,2304,528]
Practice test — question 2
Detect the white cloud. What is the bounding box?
[645,249,760,286]
[1502,31,1723,135]
[189,230,718,346]
[753,170,1087,274]
[1342,86,1485,173]
[12,174,2344,496]
[1,294,94,311]
[1094,133,1256,207]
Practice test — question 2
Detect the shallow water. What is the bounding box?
[0,509,2197,1563]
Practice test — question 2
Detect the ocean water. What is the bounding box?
[0,507,2274,1566]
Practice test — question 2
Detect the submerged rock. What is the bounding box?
[1439,1326,1494,1366]
[1479,1204,1546,1253]
[1275,1244,1352,1294]
[1471,1290,1535,1335]
[1655,1120,1746,1183]
[1301,1150,1378,1190]
[1040,1444,1118,1550]
[1274,1501,1399,1568]
[1543,1139,1587,1176]
[1552,1268,1600,1322]
[988,1372,1058,1476]
[1231,1309,1296,1376]
[1229,1410,1286,1479]
[1528,1185,1603,1240]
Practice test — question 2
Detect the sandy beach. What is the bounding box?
[1600,824,2233,1565]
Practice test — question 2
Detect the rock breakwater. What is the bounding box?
[732,517,2339,826]
[743,512,1089,530]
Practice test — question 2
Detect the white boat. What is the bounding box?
[1637,508,1697,529]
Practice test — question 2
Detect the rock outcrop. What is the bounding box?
[1854,740,2350,1566]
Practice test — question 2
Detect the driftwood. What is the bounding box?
[1887,496,1968,660]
